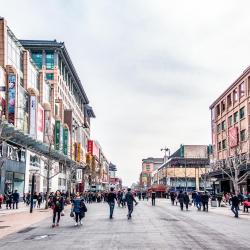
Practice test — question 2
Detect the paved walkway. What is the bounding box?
[0,199,249,250]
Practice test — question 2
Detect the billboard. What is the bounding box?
[8,74,16,124]
[229,127,238,148]
[63,128,68,156]
[0,67,6,118]
[55,120,60,150]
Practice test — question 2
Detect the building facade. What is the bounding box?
[0,17,96,195]
[210,66,250,193]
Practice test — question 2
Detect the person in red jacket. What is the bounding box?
[0,193,3,209]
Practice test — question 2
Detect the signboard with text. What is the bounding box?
[55,120,60,150]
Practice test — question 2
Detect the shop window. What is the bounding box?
[240,107,245,119]
[228,116,233,127]
[233,111,238,123]
[218,141,222,151]
[222,139,226,150]
[240,129,246,141]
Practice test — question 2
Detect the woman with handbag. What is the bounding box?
[71,192,87,226]
[51,190,64,228]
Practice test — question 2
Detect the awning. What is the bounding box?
[1,121,83,168]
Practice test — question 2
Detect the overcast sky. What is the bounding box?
[1,0,250,185]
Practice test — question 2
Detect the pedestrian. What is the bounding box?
[231,193,240,218]
[107,187,117,219]
[72,192,87,226]
[201,191,209,212]
[217,193,223,207]
[33,192,38,208]
[177,190,184,211]
[0,193,3,209]
[151,191,156,206]
[37,193,43,208]
[51,190,64,228]
[5,192,12,209]
[125,188,138,219]
[170,192,175,205]
[183,192,190,211]
[196,192,202,211]
[12,190,19,209]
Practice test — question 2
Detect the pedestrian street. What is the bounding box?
[0,199,249,250]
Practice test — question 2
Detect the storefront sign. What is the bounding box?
[29,96,37,138]
[87,140,93,155]
[63,128,68,155]
[55,120,60,150]
[8,74,16,124]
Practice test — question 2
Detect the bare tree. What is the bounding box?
[211,147,250,194]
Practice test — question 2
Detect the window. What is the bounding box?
[227,94,232,107]
[216,104,220,117]
[233,111,238,123]
[240,107,245,119]
[218,141,222,151]
[228,116,233,127]
[45,52,54,69]
[239,82,245,98]
[217,124,221,133]
[233,89,238,102]
[240,129,246,141]
[221,120,226,131]
[31,51,43,69]
[222,139,226,150]
[221,100,226,112]
[46,73,54,80]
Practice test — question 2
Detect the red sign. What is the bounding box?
[37,105,44,132]
[87,140,93,155]
[229,127,238,148]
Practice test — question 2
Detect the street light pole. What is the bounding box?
[30,173,35,213]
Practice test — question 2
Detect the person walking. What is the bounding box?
[151,191,156,206]
[107,187,117,219]
[12,190,19,209]
[37,193,43,208]
[231,193,240,218]
[72,192,87,226]
[217,194,223,207]
[125,188,138,219]
[177,190,184,211]
[196,192,202,211]
[183,192,190,211]
[33,192,38,208]
[51,190,64,228]
[170,192,175,205]
[0,193,3,209]
[201,191,209,212]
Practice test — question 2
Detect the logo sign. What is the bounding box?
[55,120,60,150]
[87,140,93,155]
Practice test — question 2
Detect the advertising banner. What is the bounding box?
[0,67,6,118]
[77,143,81,162]
[8,74,16,124]
[63,128,68,155]
[37,104,44,141]
[229,127,238,148]
[55,120,60,150]
[87,140,93,155]
[29,96,37,138]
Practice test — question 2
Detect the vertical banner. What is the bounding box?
[8,74,16,124]
[87,140,93,155]
[77,143,81,162]
[29,96,37,139]
[37,104,44,141]
[63,128,68,155]
[55,120,60,150]
[0,67,6,119]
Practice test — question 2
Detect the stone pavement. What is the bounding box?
[0,199,249,250]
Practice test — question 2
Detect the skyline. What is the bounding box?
[1,0,250,185]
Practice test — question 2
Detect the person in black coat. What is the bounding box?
[51,190,64,227]
[231,194,240,218]
[12,190,19,209]
[177,191,184,211]
[183,192,190,211]
[201,191,209,212]
[107,187,117,219]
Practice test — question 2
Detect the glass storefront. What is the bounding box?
[5,171,25,194]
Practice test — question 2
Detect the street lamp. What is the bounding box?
[161,147,170,163]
